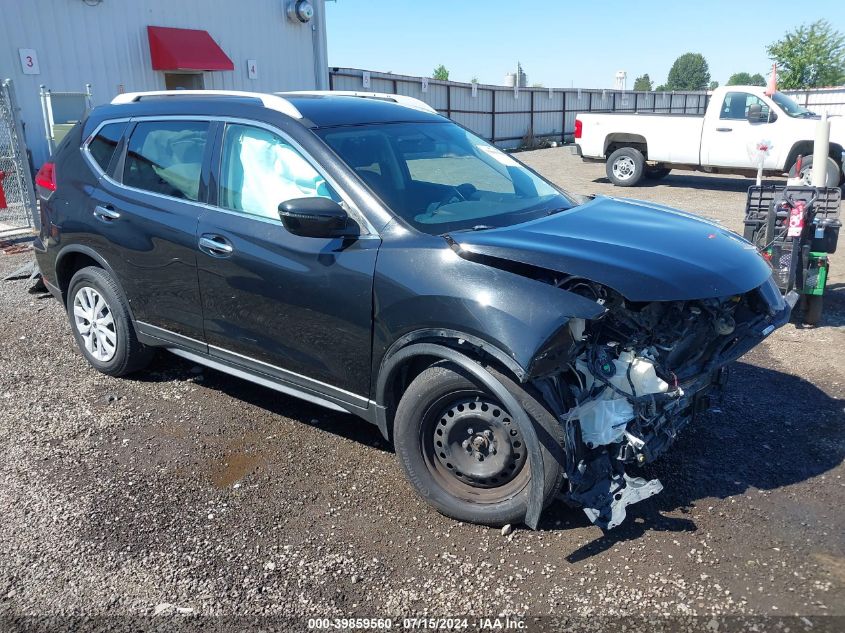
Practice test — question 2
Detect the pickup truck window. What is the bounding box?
[771,91,815,118]
[719,92,770,120]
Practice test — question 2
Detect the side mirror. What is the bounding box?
[278,197,354,238]
[747,104,775,123]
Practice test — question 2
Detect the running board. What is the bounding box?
[167,347,351,414]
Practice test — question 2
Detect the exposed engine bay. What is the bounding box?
[530,278,785,530]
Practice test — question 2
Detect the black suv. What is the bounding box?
[34,90,789,530]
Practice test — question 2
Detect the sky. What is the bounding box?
[325,0,845,89]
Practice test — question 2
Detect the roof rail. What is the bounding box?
[278,90,439,115]
[110,90,302,119]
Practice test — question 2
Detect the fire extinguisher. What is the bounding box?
[0,170,7,210]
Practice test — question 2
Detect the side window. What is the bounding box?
[218,123,338,220]
[123,120,209,201]
[720,92,770,120]
[87,122,127,173]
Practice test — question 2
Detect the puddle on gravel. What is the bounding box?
[813,552,845,585]
[209,451,263,488]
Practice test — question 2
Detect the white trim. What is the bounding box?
[278,90,439,115]
[111,90,303,119]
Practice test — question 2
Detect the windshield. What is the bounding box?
[316,121,573,234]
[771,91,815,118]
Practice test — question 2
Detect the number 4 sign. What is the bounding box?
[19,49,40,75]
[247,59,258,80]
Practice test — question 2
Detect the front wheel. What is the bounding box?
[393,364,565,527]
[606,147,645,186]
[788,155,843,187]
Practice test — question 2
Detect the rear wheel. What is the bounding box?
[788,155,842,187]
[67,266,154,376]
[606,147,645,186]
[393,364,565,527]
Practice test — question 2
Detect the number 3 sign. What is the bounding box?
[19,49,40,75]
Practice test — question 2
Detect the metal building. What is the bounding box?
[0,0,329,166]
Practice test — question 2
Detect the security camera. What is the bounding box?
[287,0,314,23]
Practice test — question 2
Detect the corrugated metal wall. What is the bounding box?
[783,88,845,116]
[0,0,328,165]
[330,68,709,149]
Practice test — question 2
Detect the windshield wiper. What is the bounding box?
[544,206,571,216]
[445,224,496,234]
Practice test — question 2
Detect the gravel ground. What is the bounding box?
[0,149,843,631]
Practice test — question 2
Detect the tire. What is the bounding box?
[66,266,154,376]
[393,363,565,527]
[606,147,645,186]
[645,166,671,180]
[788,155,842,188]
[803,294,823,326]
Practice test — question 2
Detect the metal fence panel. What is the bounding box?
[0,79,37,237]
[329,68,708,149]
[782,88,845,116]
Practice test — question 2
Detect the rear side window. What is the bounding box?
[123,120,209,201]
[87,122,127,173]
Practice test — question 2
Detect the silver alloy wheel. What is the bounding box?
[798,165,813,186]
[612,155,636,181]
[72,286,117,362]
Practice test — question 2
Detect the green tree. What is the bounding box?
[530,82,545,88]
[655,84,667,92]
[709,80,720,90]
[432,64,449,81]
[666,53,711,90]
[633,73,653,91]
[726,72,766,86]
[767,20,845,88]
[470,76,479,84]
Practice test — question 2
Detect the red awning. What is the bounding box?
[147,26,234,71]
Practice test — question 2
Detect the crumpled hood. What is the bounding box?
[449,196,773,301]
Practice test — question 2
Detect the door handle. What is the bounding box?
[199,234,234,257]
[715,127,733,132]
[93,205,120,222]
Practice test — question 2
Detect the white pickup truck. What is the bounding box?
[573,85,844,187]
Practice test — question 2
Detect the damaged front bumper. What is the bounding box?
[534,276,791,530]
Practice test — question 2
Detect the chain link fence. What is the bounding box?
[0,79,37,238]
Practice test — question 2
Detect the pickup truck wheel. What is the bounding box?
[645,166,671,180]
[393,364,565,527]
[607,147,645,186]
[788,155,841,187]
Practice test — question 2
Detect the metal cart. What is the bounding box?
[744,185,841,325]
